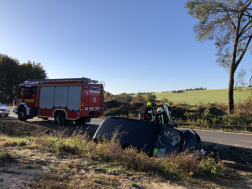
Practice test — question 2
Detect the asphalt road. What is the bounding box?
[2,111,252,149]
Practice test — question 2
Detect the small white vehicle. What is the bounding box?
[0,102,10,117]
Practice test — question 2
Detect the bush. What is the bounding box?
[0,151,14,164]
[144,93,156,103]
[104,92,113,101]
[200,158,224,176]
[162,98,168,103]
[116,93,133,103]
[184,112,199,121]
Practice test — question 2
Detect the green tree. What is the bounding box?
[185,0,252,114]
[144,92,157,103]
[0,54,20,102]
[0,54,47,102]
[135,92,142,99]
[18,61,47,83]
[117,92,133,103]
[104,91,113,101]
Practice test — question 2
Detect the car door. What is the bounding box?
[16,86,26,105]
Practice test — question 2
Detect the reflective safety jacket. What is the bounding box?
[145,107,154,120]
[156,112,168,125]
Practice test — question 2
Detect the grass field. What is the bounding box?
[153,89,251,104]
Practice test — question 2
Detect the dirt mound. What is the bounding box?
[169,106,186,119]
[201,107,226,116]
[104,100,125,109]
[0,120,56,137]
[104,101,146,117]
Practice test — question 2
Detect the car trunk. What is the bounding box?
[93,117,158,151]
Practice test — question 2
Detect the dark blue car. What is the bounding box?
[93,117,201,157]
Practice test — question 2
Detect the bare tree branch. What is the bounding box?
[237,34,252,43]
[239,22,252,37]
[243,13,252,18]
[234,35,252,72]
[244,0,252,9]
[224,6,237,30]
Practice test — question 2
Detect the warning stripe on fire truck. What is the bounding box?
[18,99,35,102]
[24,99,35,102]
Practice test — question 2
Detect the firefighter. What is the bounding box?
[156,107,168,125]
[145,102,154,121]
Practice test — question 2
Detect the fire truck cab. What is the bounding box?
[13,77,104,125]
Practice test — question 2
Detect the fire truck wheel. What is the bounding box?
[55,112,67,126]
[18,108,27,121]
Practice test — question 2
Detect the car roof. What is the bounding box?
[93,117,160,150]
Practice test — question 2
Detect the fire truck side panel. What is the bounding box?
[39,86,54,109]
[38,85,82,119]
[54,86,68,108]
[38,86,54,117]
[39,109,53,117]
[67,85,82,119]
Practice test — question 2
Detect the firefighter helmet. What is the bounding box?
[157,107,164,113]
[147,102,152,107]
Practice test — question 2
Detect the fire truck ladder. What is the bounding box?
[28,77,98,84]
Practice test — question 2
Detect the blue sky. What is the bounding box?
[0,0,251,94]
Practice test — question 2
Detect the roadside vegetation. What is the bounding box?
[0,120,242,188]
[104,91,252,133]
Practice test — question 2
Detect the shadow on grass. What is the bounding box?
[0,117,99,138]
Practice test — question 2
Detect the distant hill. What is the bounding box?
[153,89,251,104]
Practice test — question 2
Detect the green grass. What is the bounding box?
[153,89,251,104]
[130,181,138,187]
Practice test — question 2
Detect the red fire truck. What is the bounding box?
[13,78,104,125]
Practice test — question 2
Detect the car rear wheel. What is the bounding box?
[55,112,67,126]
[18,108,27,121]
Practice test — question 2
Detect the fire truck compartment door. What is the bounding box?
[68,86,82,111]
[39,87,54,109]
[54,86,68,108]
[89,89,101,110]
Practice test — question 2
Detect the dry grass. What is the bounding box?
[28,160,119,189]
[0,120,238,188]
[0,150,14,164]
